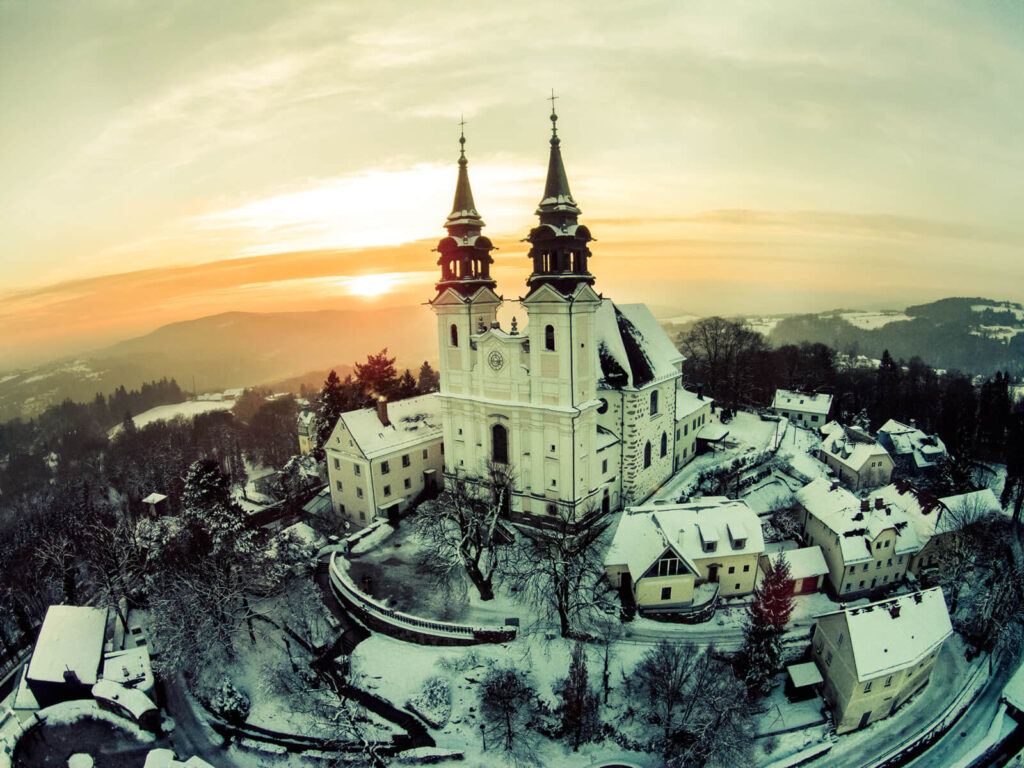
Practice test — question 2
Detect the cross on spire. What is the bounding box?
[458,115,466,158]
[548,89,559,137]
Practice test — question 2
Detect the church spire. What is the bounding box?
[525,95,594,297]
[432,121,496,299]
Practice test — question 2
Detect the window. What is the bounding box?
[650,390,659,415]
[734,583,740,589]
[602,459,608,473]
[812,415,819,422]
[492,424,509,464]
[354,463,361,476]
[422,449,428,459]
[357,487,364,498]
[743,564,750,572]
[728,566,735,574]
[338,503,346,514]
[333,458,340,470]
[402,454,410,468]
[876,561,882,569]
[661,587,672,600]
[644,441,652,468]
[826,651,833,666]
[336,481,343,491]
[383,485,391,496]
[450,324,459,347]
[550,478,557,487]
[381,461,390,475]
[545,324,555,351]
[859,580,865,588]
[546,503,557,515]
[884,676,892,688]
[359,510,365,521]
[550,444,556,453]
[660,432,668,458]
[684,424,688,436]
[657,555,682,577]
[838,632,844,646]
[703,541,717,553]
[863,564,869,572]
[887,559,892,566]
[404,478,411,489]
[864,681,872,693]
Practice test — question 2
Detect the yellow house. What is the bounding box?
[604,497,764,616]
[811,588,952,733]
[819,426,894,491]
[297,409,316,456]
[325,394,444,528]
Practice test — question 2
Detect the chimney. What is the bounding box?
[888,603,901,619]
[860,499,870,512]
[697,384,704,400]
[874,498,884,510]
[376,397,390,427]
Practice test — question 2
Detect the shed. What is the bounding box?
[26,605,108,708]
[786,661,824,701]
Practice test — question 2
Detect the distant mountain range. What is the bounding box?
[2,297,1020,423]
[671,297,1023,376]
[0,306,436,421]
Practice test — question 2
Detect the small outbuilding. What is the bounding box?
[760,546,829,595]
[785,661,824,702]
[26,605,108,708]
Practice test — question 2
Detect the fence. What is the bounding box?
[328,553,516,646]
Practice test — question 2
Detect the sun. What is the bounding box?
[348,273,394,297]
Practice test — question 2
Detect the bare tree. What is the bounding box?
[479,665,538,760]
[680,317,767,408]
[506,506,614,637]
[412,467,513,601]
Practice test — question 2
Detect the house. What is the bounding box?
[604,497,764,615]
[297,408,316,456]
[819,426,894,490]
[877,419,947,477]
[811,588,952,733]
[795,479,922,598]
[759,546,829,595]
[325,394,444,527]
[771,389,833,428]
[25,605,109,708]
[674,388,714,470]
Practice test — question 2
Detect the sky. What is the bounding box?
[2,0,1024,368]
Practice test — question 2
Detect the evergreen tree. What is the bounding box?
[558,642,600,751]
[740,552,794,696]
[394,369,419,400]
[314,370,347,453]
[417,361,440,393]
[354,348,398,399]
[1002,406,1024,526]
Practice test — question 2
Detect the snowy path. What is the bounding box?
[160,673,234,767]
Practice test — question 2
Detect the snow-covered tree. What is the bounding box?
[417,360,440,393]
[480,666,537,755]
[557,642,600,750]
[740,551,794,696]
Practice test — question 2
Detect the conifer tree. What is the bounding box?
[740,552,794,696]
[417,361,440,393]
[394,369,419,400]
[354,348,398,399]
[314,370,346,453]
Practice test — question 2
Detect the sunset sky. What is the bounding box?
[2,1,1024,368]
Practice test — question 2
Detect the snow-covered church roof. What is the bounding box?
[595,300,683,389]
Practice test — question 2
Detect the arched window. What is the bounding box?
[545,324,555,351]
[650,390,659,415]
[450,324,459,347]
[644,441,652,468]
[492,423,508,464]
[660,432,668,458]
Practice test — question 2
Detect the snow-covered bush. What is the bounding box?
[407,676,451,728]
[208,680,250,724]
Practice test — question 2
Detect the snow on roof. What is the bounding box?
[797,479,922,563]
[868,484,1002,543]
[763,547,828,580]
[330,394,442,460]
[596,424,620,452]
[822,588,952,681]
[606,498,764,579]
[595,300,683,389]
[772,389,833,416]
[821,428,890,472]
[101,646,153,690]
[297,410,315,426]
[28,605,108,685]
[676,388,712,420]
[141,493,167,505]
[820,420,843,437]
[878,419,947,468]
[698,423,729,441]
[1004,662,1024,713]
[787,661,824,688]
[144,750,215,768]
[92,679,157,719]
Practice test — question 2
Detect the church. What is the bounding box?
[429,108,710,527]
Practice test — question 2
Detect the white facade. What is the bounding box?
[772,389,833,427]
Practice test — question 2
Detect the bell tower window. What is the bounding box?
[644,441,652,468]
[545,325,555,351]
[650,390,659,415]
[450,324,459,347]
[660,432,668,458]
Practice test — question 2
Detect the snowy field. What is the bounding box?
[838,311,911,330]
[107,400,234,436]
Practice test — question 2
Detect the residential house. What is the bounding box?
[877,419,947,477]
[674,388,714,470]
[604,497,764,615]
[795,479,922,598]
[297,408,316,456]
[325,394,444,527]
[759,545,829,595]
[811,588,952,733]
[820,426,894,490]
[772,389,833,428]
[25,605,109,708]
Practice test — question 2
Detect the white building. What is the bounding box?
[429,115,692,526]
[325,394,444,527]
[820,425,894,490]
[877,419,947,476]
[772,389,833,427]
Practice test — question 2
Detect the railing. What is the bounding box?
[329,553,515,643]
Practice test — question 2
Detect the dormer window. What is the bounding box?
[656,554,682,577]
[703,541,717,553]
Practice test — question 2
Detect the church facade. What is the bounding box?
[429,111,698,527]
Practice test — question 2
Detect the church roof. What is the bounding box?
[445,131,484,229]
[536,108,581,218]
[595,300,683,389]
[329,394,443,460]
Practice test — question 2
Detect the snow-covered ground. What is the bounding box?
[108,399,234,436]
[838,311,911,330]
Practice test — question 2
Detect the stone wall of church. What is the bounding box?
[620,380,678,505]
